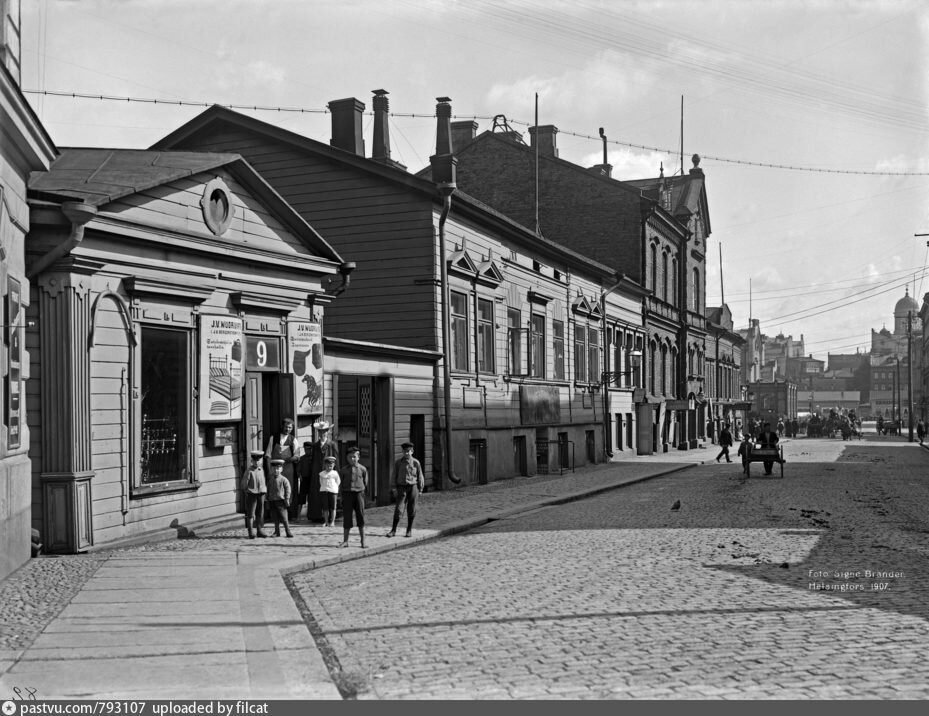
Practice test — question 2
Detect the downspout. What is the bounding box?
[330,261,357,297]
[27,201,97,278]
[438,183,462,484]
[600,273,625,458]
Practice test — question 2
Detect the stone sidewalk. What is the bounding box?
[0,449,710,700]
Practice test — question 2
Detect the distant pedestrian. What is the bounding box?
[877,416,885,436]
[716,424,733,463]
[777,419,785,438]
[319,456,341,527]
[736,435,751,475]
[757,422,779,476]
[339,447,368,548]
[387,442,425,538]
[790,418,799,438]
[266,459,294,538]
[917,419,926,445]
[240,450,268,539]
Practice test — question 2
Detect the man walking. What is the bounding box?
[716,423,734,463]
[386,441,425,538]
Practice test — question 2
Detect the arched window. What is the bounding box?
[670,257,677,306]
[650,244,658,293]
[661,251,668,302]
[660,344,668,395]
[649,341,657,395]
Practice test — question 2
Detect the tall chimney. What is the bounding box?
[430,96,457,186]
[528,124,558,157]
[372,89,391,162]
[451,120,478,152]
[370,89,406,169]
[328,97,365,156]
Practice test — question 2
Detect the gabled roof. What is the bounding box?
[152,105,637,284]
[29,147,344,264]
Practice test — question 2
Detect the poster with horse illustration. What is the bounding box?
[288,320,323,416]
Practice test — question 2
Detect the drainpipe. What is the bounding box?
[438,183,462,485]
[27,201,97,278]
[330,261,357,297]
[600,273,625,458]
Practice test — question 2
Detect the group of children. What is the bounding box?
[239,445,369,547]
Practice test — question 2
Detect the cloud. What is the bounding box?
[485,49,655,116]
[245,60,286,87]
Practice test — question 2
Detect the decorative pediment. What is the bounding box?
[447,248,478,279]
[572,295,592,316]
[476,259,504,287]
[588,302,603,320]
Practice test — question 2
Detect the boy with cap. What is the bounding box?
[240,450,268,539]
[266,458,294,538]
[339,446,368,548]
[387,441,425,538]
[319,455,341,527]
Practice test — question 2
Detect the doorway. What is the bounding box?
[336,375,394,506]
[244,371,294,458]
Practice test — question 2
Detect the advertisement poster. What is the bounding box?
[5,277,21,449]
[288,321,323,416]
[199,315,243,422]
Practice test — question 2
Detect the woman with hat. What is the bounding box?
[302,419,338,523]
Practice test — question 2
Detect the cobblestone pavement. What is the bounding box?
[292,439,929,700]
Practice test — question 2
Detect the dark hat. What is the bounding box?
[270,458,285,466]
[250,450,265,458]
[401,441,414,449]
[303,441,314,448]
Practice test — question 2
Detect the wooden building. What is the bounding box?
[0,0,57,577]
[26,148,346,552]
[153,95,648,487]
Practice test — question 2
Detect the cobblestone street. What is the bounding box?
[293,439,929,699]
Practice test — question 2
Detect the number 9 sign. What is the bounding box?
[245,336,281,371]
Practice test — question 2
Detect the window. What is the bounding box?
[650,244,658,293]
[530,313,546,378]
[574,324,587,382]
[661,252,668,302]
[139,326,191,486]
[450,291,469,371]
[693,267,700,312]
[587,326,600,384]
[553,320,565,380]
[477,298,494,373]
[649,342,657,395]
[660,344,668,395]
[507,308,521,375]
[670,257,677,306]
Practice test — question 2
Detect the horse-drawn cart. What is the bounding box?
[743,443,785,478]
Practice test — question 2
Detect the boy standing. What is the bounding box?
[267,458,294,538]
[240,450,268,539]
[319,455,341,527]
[339,447,368,548]
[387,441,425,538]
[716,424,733,463]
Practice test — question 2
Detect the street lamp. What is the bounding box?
[600,349,643,388]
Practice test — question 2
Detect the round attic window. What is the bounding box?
[201,178,234,236]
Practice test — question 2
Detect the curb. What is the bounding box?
[279,462,699,577]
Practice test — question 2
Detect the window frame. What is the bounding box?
[507,307,522,376]
[553,319,565,380]
[477,297,495,374]
[529,312,546,379]
[450,289,470,372]
[133,323,197,495]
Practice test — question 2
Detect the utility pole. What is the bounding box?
[908,310,914,441]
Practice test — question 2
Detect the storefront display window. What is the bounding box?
[139,326,191,486]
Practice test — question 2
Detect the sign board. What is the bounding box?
[198,315,244,422]
[288,321,323,416]
[244,334,281,371]
[5,277,22,449]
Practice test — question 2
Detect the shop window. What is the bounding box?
[553,319,565,380]
[450,290,469,371]
[529,313,545,378]
[138,326,192,488]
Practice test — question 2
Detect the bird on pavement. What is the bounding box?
[670,500,681,511]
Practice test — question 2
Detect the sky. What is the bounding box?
[18,0,929,362]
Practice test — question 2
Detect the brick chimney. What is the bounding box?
[328,97,365,156]
[430,97,457,186]
[451,120,478,152]
[370,89,406,169]
[528,124,558,157]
